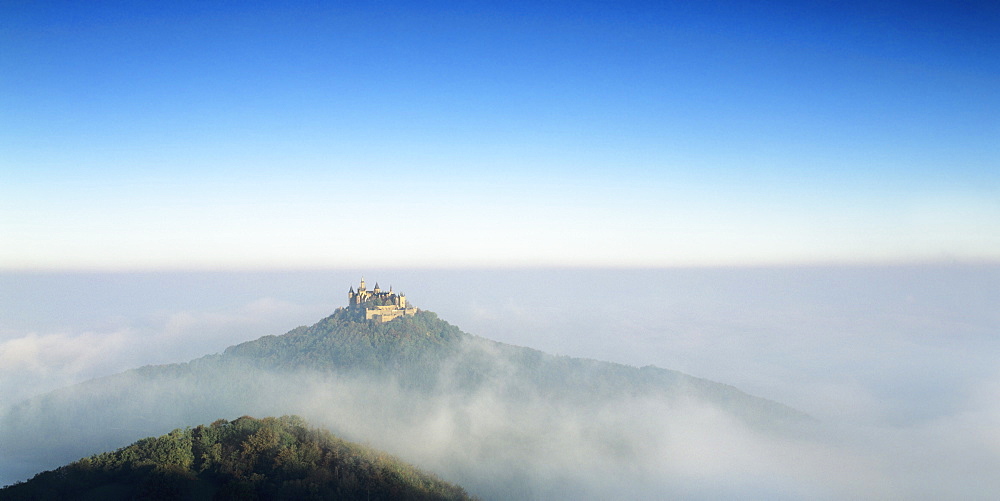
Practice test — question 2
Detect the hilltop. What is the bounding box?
[0,415,471,500]
[224,308,807,423]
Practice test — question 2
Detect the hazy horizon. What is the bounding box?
[2,266,999,498]
[4,265,997,419]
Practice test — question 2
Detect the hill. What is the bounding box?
[224,309,807,423]
[0,415,471,501]
[2,309,812,499]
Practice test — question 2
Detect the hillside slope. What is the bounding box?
[2,309,811,499]
[1,415,471,500]
[224,309,807,423]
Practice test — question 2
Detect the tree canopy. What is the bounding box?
[0,415,472,501]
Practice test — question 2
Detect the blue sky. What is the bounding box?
[2,0,998,269]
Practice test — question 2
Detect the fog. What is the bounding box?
[2,266,999,498]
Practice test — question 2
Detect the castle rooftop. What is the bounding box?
[347,277,417,323]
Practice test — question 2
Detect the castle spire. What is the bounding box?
[346,277,416,323]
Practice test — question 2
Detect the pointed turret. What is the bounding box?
[344,278,416,322]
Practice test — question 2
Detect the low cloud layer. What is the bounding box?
[2,267,998,498]
[0,296,324,405]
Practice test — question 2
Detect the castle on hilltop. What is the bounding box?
[348,278,417,323]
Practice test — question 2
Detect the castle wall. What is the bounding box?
[349,279,416,322]
[364,305,417,323]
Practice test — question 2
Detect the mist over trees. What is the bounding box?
[1,309,810,499]
[2,267,999,499]
[1,415,471,500]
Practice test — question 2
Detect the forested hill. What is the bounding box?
[222,308,467,378]
[219,308,808,423]
[2,308,812,499]
[0,415,472,500]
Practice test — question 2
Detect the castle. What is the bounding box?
[347,278,417,323]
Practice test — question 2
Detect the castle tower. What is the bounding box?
[346,277,416,323]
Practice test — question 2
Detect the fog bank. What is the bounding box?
[2,266,998,498]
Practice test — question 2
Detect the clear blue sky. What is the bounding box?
[2,0,998,269]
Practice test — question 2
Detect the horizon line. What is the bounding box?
[2,258,998,274]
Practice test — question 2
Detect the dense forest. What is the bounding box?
[226,309,467,381]
[0,415,472,500]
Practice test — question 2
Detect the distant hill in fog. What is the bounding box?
[2,309,811,499]
[221,308,808,424]
[0,415,471,500]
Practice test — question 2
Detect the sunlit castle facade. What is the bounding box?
[348,278,417,323]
